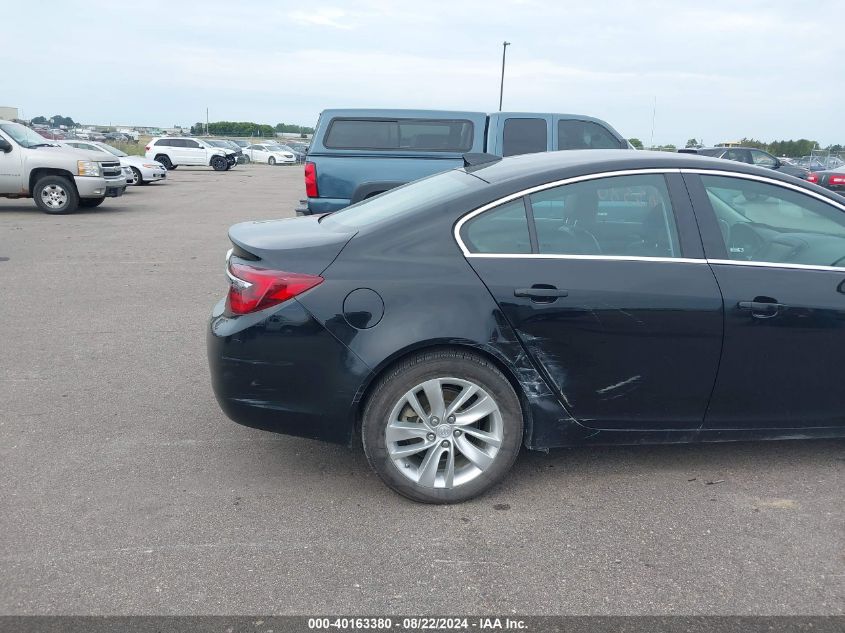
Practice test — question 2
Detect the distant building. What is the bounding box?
[0,106,20,120]
[716,141,742,148]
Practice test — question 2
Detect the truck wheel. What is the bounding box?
[79,197,106,208]
[33,175,79,214]
[211,156,227,171]
[156,155,174,170]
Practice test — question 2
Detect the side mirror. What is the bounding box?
[0,137,11,153]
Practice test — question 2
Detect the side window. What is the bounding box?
[724,149,752,164]
[700,175,845,268]
[183,139,200,148]
[154,139,169,146]
[530,174,681,258]
[557,120,622,150]
[324,119,473,152]
[502,118,547,157]
[461,200,531,254]
[167,139,184,147]
[750,150,777,168]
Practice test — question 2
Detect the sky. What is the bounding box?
[4,0,843,146]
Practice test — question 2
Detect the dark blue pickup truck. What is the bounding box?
[297,109,628,215]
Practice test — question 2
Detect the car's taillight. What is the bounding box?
[807,173,819,183]
[829,174,845,186]
[226,261,323,315]
[304,161,318,198]
[144,145,151,151]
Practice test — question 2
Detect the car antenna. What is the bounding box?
[462,153,501,168]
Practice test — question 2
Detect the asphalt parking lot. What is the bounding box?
[1,165,843,615]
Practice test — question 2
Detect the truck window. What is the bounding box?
[502,118,547,157]
[557,120,622,149]
[324,119,473,152]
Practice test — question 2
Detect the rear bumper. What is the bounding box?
[296,197,351,215]
[207,297,370,445]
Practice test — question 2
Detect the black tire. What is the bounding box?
[268,156,276,166]
[79,197,105,208]
[130,167,146,185]
[362,349,523,504]
[155,154,174,170]
[33,175,79,214]
[211,156,227,171]
[242,155,250,164]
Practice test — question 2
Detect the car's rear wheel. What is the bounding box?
[155,155,174,170]
[362,349,523,503]
[33,175,79,214]
[242,155,250,164]
[268,156,276,166]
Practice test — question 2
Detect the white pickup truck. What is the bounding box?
[0,120,127,214]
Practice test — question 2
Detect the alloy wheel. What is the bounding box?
[385,377,503,489]
[41,184,68,210]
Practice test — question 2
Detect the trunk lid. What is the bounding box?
[228,215,357,275]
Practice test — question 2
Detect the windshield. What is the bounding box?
[322,169,483,229]
[0,122,56,148]
[97,143,127,157]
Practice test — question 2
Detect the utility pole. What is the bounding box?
[649,96,656,149]
[498,41,511,111]
[206,107,209,136]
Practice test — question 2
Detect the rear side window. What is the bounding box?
[324,118,473,152]
[461,200,531,254]
[502,118,547,157]
[557,120,622,150]
[529,174,681,258]
[154,139,172,146]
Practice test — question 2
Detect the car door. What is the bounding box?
[181,139,205,165]
[684,171,845,430]
[0,129,23,192]
[458,171,724,432]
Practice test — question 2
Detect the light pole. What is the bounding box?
[498,41,511,111]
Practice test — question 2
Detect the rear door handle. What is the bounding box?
[514,285,569,301]
[738,299,786,318]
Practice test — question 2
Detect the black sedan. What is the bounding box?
[208,150,845,503]
[808,167,845,193]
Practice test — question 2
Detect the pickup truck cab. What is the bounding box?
[0,120,127,214]
[298,108,628,214]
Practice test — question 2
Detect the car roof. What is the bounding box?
[462,149,822,191]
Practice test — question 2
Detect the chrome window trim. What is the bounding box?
[453,168,683,258]
[465,253,705,264]
[453,167,845,272]
[707,259,845,273]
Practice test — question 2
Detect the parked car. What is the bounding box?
[242,143,296,165]
[298,108,628,215]
[61,139,167,185]
[36,128,67,140]
[230,139,250,149]
[0,120,126,213]
[681,146,810,179]
[795,155,844,172]
[208,149,845,502]
[203,139,245,164]
[278,144,305,162]
[807,165,845,193]
[145,137,235,171]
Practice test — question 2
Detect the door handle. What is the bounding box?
[738,299,786,318]
[514,285,569,300]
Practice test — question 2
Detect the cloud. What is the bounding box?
[289,7,355,30]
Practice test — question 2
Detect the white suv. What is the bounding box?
[145,137,235,171]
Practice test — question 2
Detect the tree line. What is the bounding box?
[628,137,843,157]
[189,121,315,137]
